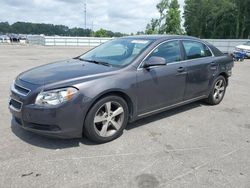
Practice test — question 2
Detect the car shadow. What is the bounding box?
[126,101,203,130]
[11,120,97,149]
[11,101,204,149]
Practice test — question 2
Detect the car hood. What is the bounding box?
[236,45,250,50]
[18,59,119,85]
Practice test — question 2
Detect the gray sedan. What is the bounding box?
[9,35,234,143]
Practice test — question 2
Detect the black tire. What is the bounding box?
[84,95,129,143]
[205,76,227,105]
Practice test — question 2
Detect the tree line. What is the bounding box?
[0,22,125,38]
[1,0,249,39]
[146,0,250,39]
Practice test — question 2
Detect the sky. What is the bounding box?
[0,0,185,34]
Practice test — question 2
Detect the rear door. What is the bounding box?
[181,40,216,100]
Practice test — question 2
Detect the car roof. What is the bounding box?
[122,35,200,41]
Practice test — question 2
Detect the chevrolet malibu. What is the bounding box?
[9,35,234,143]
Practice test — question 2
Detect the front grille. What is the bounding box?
[9,99,22,111]
[14,84,30,95]
[13,83,30,96]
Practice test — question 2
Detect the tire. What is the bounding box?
[84,95,129,143]
[205,76,227,105]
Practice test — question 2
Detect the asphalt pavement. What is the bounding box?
[0,45,249,188]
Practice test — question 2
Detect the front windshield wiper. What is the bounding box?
[78,58,111,67]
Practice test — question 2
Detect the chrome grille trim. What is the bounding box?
[11,82,31,96]
[9,98,23,112]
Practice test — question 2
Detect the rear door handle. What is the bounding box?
[177,67,185,73]
[210,62,217,66]
[210,62,218,70]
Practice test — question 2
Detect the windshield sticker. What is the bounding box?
[131,40,149,44]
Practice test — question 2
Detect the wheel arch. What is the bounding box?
[218,72,229,86]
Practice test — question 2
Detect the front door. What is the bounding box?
[136,40,187,115]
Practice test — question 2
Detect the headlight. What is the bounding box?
[35,87,78,106]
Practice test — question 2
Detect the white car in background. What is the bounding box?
[0,35,11,43]
[235,41,250,58]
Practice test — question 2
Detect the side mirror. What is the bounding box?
[143,56,166,68]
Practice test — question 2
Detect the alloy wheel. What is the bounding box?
[94,101,125,137]
[213,79,225,102]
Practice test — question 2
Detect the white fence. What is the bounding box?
[27,35,112,47]
[27,35,249,53]
[205,39,247,53]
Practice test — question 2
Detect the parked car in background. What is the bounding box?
[19,35,27,44]
[0,35,11,43]
[232,51,247,61]
[235,41,250,58]
[9,34,20,43]
[9,35,234,143]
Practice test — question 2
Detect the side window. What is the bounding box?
[146,41,182,64]
[182,41,212,60]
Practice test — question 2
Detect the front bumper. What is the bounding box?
[9,80,89,139]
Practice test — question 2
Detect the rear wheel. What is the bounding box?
[84,95,129,143]
[205,76,227,105]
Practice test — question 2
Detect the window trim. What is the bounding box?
[137,39,214,70]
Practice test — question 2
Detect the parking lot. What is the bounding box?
[0,44,250,188]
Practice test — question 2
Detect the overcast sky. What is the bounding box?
[0,0,185,33]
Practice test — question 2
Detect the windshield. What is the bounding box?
[244,41,250,46]
[80,38,153,67]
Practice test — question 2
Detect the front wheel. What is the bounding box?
[205,76,227,105]
[84,95,129,143]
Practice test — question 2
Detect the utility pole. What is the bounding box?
[84,0,87,29]
[91,21,94,36]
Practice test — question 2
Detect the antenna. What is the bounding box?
[84,0,87,29]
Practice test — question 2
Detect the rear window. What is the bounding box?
[182,41,212,60]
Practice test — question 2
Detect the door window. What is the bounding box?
[182,41,212,60]
[146,41,182,64]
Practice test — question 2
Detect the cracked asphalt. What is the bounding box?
[0,45,250,188]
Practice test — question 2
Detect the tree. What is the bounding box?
[157,0,169,30]
[164,0,183,34]
[145,0,183,35]
[184,0,204,37]
[94,28,108,37]
[234,0,250,38]
[184,0,250,39]
[136,31,145,35]
[0,22,126,37]
[145,19,159,34]
[0,22,10,34]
